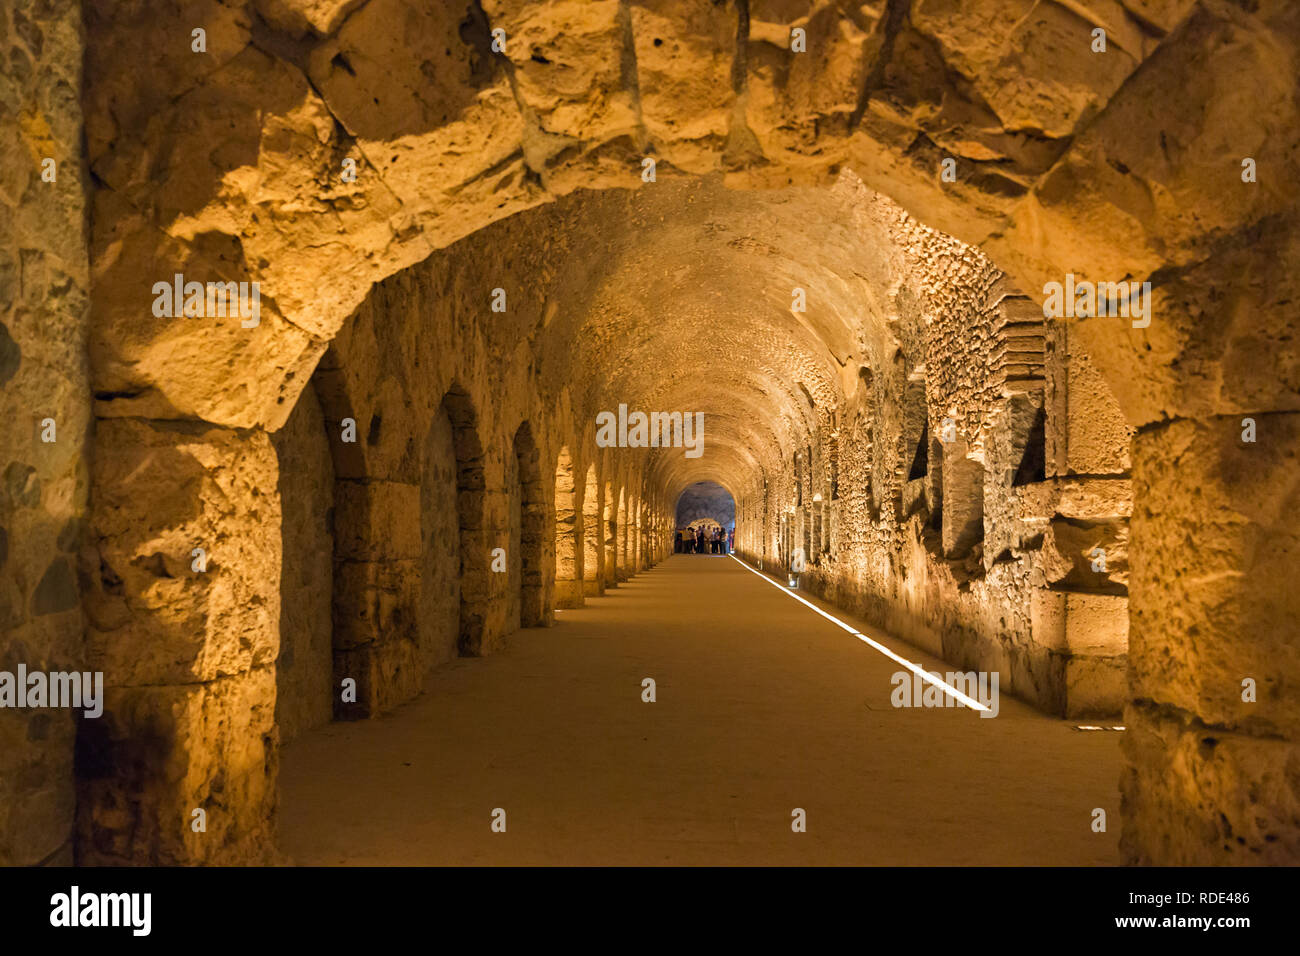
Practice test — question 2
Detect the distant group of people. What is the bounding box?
[674,526,731,555]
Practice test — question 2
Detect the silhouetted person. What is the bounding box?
[719,529,728,555]
[696,528,706,554]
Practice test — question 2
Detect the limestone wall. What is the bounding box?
[0,0,90,867]
[271,383,334,745]
[732,197,1135,720]
[22,0,1297,866]
[303,217,670,719]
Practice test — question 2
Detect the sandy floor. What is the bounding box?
[279,554,1123,865]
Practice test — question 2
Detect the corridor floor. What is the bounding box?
[279,556,1123,865]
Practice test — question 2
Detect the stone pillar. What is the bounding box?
[616,503,631,581]
[581,473,604,597]
[1122,413,1300,864]
[634,501,644,570]
[332,479,422,717]
[603,491,618,588]
[554,461,583,607]
[79,420,280,864]
[941,441,984,558]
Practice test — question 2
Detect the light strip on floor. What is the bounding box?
[728,555,990,712]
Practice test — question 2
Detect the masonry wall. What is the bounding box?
[48,0,1300,868]
[271,383,333,745]
[305,218,668,723]
[733,205,1135,720]
[0,0,89,867]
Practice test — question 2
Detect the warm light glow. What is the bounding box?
[731,555,989,711]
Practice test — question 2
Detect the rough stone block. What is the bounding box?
[332,480,421,562]
[332,558,419,651]
[1031,588,1129,657]
[629,0,736,174]
[1121,702,1300,865]
[1036,517,1128,590]
[76,667,278,865]
[333,635,423,719]
[1063,654,1126,719]
[1130,414,1300,736]
[555,578,585,608]
[941,443,984,558]
[85,419,281,685]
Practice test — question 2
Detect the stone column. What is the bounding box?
[617,501,631,581]
[332,479,422,717]
[79,420,280,864]
[1122,413,1300,864]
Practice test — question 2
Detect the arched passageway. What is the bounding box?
[5,0,1299,870]
[675,481,736,554]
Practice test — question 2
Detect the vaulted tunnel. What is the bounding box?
[3,0,1300,870]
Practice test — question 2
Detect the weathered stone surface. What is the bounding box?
[1044,320,1132,476]
[332,558,419,652]
[1129,414,1300,736]
[1035,517,1129,590]
[306,0,541,249]
[1032,589,1129,657]
[743,0,881,175]
[0,0,90,867]
[334,635,422,719]
[1122,702,1300,865]
[2,0,1294,868]
[256,0,365,36]
[629,0,737,174]
[77,668,279,865]
[271,384,334,744]
[85,420,281,686]
[1018,476,1133,521]
[991,0,1300,425]
[332,480,421,562]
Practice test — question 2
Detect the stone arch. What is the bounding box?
[554,445,582,609]
[512,421,546,628]
[312,340,428,721]
[51,2,1300,866]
